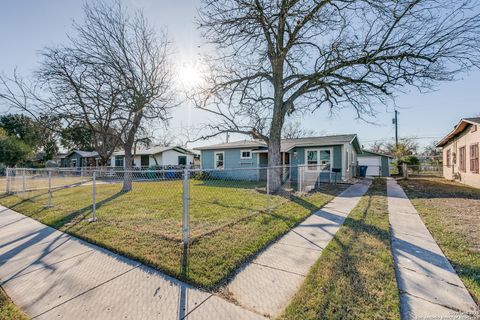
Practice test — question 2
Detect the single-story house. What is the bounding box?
[358,150,393,177]
[195,134,362,186]
[110,145,196,169]
[61,150,100,168]
[436,117,480,188]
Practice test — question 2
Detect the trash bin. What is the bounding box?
[359,165,368,177]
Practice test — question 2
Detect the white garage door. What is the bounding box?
[358,156,381,176]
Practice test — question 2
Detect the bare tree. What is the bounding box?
[369,141,386,154]
[282,121,318,139]
[0,1,176,191]
[195,0,480,191]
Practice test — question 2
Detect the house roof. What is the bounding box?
[66,150,99,158]
[112,145,195,156]
[360,150,394,158]
[195,134,362,153]
[436,118,480,147]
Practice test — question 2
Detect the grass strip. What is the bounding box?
[280,178,400,320]
[0,285,27,320]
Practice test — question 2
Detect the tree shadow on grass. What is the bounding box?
[398,178,480,201]
[48,191,126,229]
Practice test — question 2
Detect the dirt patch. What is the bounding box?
[400,177,480,250]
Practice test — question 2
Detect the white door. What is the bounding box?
[358,157,381,176]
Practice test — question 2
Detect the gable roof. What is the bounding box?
[360,150,394,158]
[436,118,480,148]
[66,150,99,158]
[195,134,362,153]
[112,145,195,156]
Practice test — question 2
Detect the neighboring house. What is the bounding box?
[195,134,362,185]
[53,152,68,166]
[110,145,196,169]
[357,150,393,177]
[436,117,480,188]
[62,150,100,168]
[29,152,46,167]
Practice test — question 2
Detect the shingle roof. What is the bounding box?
[436,117,480,147]
[112,145,195,156]
[360,150,394,158]
[464,117,480,124]
[67,150,99,158]
[195,134,360,152]
[280,134,358,152]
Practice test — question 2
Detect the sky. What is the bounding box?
[1,0,479,151]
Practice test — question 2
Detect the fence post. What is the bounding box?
[266,166,270,212]
[403,163,408,179]
[87,171,96,222]
[22,169,26,193]
[182,168,190,249]
[45,170,53,208]
[6,168,10,194]
[299,166,302,193]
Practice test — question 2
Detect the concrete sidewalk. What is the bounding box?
[387,178,479,319]
[226,179,372,318]
[0,205,265,320]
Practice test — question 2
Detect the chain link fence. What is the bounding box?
[392,164,444,178]
[1,164,350,288]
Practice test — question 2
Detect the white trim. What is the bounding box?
[214,151,225,169]
[304,148,333,172]
[240,149,253,159]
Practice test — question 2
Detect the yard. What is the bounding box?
[398,177,480,304]
[0,178,346,288]
[280,178,400,319]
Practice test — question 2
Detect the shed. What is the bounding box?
[357,150,393,177]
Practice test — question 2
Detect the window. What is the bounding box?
[178,156,187,166]
[141,155,149,167]
[472,125,477,133]
[306,149,331,171]
[215,152,224,169]
[115,155,124,167]
[307,150,318,170]
[459,146,466,172]
[446,149,451,167]
[71,159,77,168]
[470,144,479,173]
[240,150,252,159]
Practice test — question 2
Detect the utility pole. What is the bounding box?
[393,110,399,149]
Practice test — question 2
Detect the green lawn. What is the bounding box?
[398,177,480,305]
[280,178,400,320]
[0,285,27,320]
[0,178,346,288]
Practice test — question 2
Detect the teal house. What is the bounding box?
[195,134,362,186]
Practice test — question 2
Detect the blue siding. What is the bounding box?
[200,144,346,183]
[201,149,260,180]
[290,145,343,184]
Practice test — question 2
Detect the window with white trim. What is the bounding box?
[215,152,224,169]
[306,149,331,171]
[240,150,252,159]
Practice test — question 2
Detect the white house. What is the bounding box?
[110,146,196,168]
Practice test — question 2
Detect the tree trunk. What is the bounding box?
[122,141,134,192]
[268,59,285,193]
[122,111,143,192]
